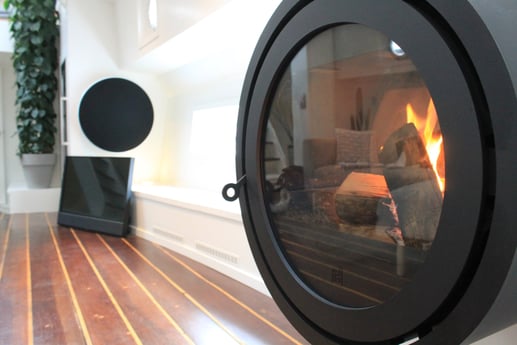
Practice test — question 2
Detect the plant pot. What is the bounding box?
[21,153,56,189]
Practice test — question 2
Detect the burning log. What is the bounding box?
[379,123,442,247]
[334,172,395,225]
[378,123,432,168]
[384,167,442,245]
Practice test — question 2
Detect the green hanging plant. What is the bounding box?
[4,0,59,154]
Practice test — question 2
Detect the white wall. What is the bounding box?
[0,19,11,53]
[0,55,12,210]
[0,54,21,188]
[118,0,233,70]
[113,0,281,189]
[154,0,281,189]
[65,0,168,184]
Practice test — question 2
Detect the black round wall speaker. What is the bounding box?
[79,78,154,152]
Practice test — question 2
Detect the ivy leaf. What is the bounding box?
[32,143,41,152]
[30,35,43,45]
[15,46,27,54]
[8,0,59,155]
[29,21,41,31]
[13,21,22,31]
[33,56,44,66]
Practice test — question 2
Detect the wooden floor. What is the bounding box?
[0,213,310,345]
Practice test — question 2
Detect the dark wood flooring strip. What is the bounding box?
[153,242,309,345]
[100,234,241,345]
[121,236,309,345]
[53,224,137,345]
[45,213,91,345]
[152,242,307,344]
[30,213,85,345]
[124,237,267,344]
[0,214,29,345]
[0,213,12,281]
[25,215,34,345]
[69,229,145,345]
[74,230,199,345]
[0,213,310,345]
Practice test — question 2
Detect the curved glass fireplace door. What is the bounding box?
[263,24,445,308]
[229,1,517,343]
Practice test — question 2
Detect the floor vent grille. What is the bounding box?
[195,242,239,265]
[153,227,184,243]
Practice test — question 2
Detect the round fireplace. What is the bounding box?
[225,0,517,344]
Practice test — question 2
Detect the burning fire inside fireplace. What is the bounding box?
[406,99,445,192]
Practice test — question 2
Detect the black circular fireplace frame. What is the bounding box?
[234,1,517,344]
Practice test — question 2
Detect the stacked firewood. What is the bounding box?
[335,123,442,249]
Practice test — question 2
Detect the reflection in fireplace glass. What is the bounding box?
[263,24,445,308]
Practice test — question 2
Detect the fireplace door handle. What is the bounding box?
[222,175,247,202]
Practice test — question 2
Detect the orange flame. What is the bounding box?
[406,100,445,191]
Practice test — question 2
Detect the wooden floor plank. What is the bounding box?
[100,234,241,345]
[74,229,199,345]
[0,214,12,282]
[54,225,136,345]
[29,213,85,345]
[0,214,29,345]
[0,213,309,345]
[45,213,92,345]
[152,242,309,345]
[70,229,145,345]
[123,236,309,345]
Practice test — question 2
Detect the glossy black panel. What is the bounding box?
[58,156,134,237]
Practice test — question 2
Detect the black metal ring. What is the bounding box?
[222,175,247,202]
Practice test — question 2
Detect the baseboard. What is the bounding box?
[8,187,61,214]
[131,224,270,296]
